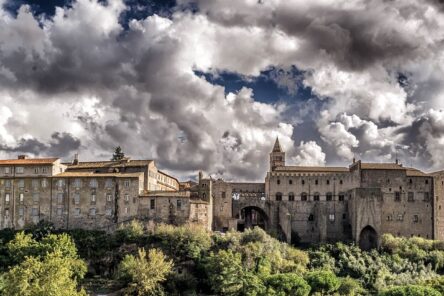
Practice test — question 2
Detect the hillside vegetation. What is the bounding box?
[0,222,444,295]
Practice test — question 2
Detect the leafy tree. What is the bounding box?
[118,248,173,296]
[379,285,441,296]
[264,273,311,296]
[2,250,87,296]
[338,277,366,296]
[111,146,125,161]
[115,220,145,243]
[305,270,340,295]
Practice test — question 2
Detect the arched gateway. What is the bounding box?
[359,225,378,250]
[237,206,268,232]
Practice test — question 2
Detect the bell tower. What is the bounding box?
[270,137,285,171]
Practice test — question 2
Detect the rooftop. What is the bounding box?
[0,157,59,165]
[274,166,349,173]
[65,159,152,169]
[359,163,405,170]
[55,171,143,178]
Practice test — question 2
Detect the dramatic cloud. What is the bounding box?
[1,0,444,180]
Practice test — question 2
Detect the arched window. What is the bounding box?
[326,192,333,201]
[301,192,308,201]
[313,192,320,201]
[275,192,282,201]
[288,192,295,201]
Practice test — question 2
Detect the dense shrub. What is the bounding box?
[379,285,441,296]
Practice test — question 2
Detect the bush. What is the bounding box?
[338,276,366,296]
[264,273,310,296]
[379,285,441,296]
[305,270,340,295]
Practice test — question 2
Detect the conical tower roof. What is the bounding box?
[272,137,282,152]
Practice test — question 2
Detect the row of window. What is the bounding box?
[2,166,48,174]
[307,213,348,222]
[275,192,346,201]
[394,191,430,202]
[276,179,344,186]
[386,214,420,223]
[3,192,134,205]
[0,178,133,190]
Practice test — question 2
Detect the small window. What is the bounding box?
[90,208,96,216]
[19,193,24,203]
[177,199,182,209]
[16,167,24,174]
[409,179,413,184]
[329,214,335,222]
[338,194,345,201]
[73,179,82,188]
[106,193,112,202]
[315,180,318,185]
[4,167,10,174]
[57,207,63,216]
[74,193,80,205]
[34,167,39,174]
[89,179,98,188]
[57,179,65,188]
[289,179,293,185]
[5,180,11,188]
[301,192,308,201]
[339,180,343,185]
[31,208,39,216]
[106,208,112,216]
[387,215,393,221]
[57,193,64,204]
[408,192,414,202]
[91,194,96,203]
[397,214,403,221]
[308,214,314,221]
[313,193,320,201]
[41,179,48,188]
[221,192,226,199]
[395,191,401,202]
[18,207,24,217]
[5,193,10,204]
[105,178,113,188]
[18,179,25,189]
[289,193,295,201]
[124,194,129,202]
[326,180,330,185]
[124,207,129,214]
[32,179,39,189]
[74,208,81,216]
[326,193,333,201]
[302,180,305,185]
[413,215,419,222]
[275,192,282,201]
[150,199,155,210]
[425,179,429,185]
[124,180,130,188]
[33,193,39,203]
[342,213,346,220]
[277,179,281,185]
[4,209,9,217]
[42,167,47,173]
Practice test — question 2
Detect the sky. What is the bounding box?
[1,0,444,181]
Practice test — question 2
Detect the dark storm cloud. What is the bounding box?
[0,132,81,157]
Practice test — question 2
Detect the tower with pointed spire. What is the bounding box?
[270,137,285,171]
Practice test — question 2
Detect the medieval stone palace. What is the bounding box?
[2,139,444,249]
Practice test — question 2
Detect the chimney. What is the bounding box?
[352,157,356,164]
[18,155,28,159]
[72,154,79,165]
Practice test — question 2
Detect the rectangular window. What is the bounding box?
[18,207,24,217]
[105,178,113,188]
[57,193,64,204]
[408,192,414,202]
[42,167,47,173]
[177,199,182,209]
[18,179,24,189]
[413,215,419,223]
[5,180,11,188]
[57,179,65,188]
[150,198,155,210]
[397,214,403,221]
[89,179,98,188]
[31,208,38,216]
[90,208,96,216]
[326,193,333,201]
[124,194,129,202]
[395,191,401,202]
[106,193,112,202]
[74,208,81,216]
[314,195,320,201]
[16,167,24,174]
[74,193,80,205]
[41,178,48,188]
[91,194,96,204]
[57,207,63,216]
[73,178,82,188]
[105,208,112,216]
[5,209,9,217]
[329,214,335,222]
[5,193,10,205]
[34,167,39,174]
[221,191,226,199]
[124,207,129,214]
[124,180,130,188]
[32,179,39,189]
[19,193,24,203]
[338,194,345,201]
[387,215,393,221]
[4,167,10,174]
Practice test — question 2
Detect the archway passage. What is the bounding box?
[359,225,378,250]
[237,206,268,232]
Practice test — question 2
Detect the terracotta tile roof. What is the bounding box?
[0,158,59,165]
[65,159,152,169]
[360,163,405,170]
[275,166,349,173]
[55,172,143,178]
[405,168,430,177]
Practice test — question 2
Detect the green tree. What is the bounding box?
[264,273,311,296]
[379,285,441,296]
[118,248,173,296]
[305,270,340,295]
[2,250,87,296]
[338,277,366,296]
[111,146,125,161]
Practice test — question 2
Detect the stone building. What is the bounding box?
[210,138,439,249]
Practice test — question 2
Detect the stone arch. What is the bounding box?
[237,206,269,231]
[359,225,378,250]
